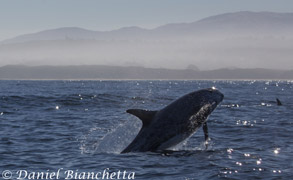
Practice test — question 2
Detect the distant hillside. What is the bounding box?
[0,11,293,70]
[0,65,292,80]
[2,11,293,44]
[154,11,293,35]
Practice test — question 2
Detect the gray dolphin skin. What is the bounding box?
[121,87,224,153]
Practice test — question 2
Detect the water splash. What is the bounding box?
[93,119,142,154]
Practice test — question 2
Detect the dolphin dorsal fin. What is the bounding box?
[126,109,157,126]
[276,98,282,106]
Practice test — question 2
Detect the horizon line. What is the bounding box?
[0,64,292,71]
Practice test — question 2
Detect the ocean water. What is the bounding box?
[0,80,292,180]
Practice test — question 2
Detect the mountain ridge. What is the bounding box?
[2,11,293,44]
[1,11,293,70]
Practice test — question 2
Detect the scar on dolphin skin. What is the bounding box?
[121,88,224,153]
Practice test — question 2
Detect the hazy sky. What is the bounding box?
[0,0,293,41]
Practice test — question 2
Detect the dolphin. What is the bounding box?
[121,87,224,153]
[276,98,282,106]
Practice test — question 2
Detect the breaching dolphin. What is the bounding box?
[121,87,224,153]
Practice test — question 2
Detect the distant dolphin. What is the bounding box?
[276,98,282,106]
[121,87,224,153]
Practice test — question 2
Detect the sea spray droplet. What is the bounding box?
[227,148,234,154]
[236,162,242,166]
[274,148,280,154]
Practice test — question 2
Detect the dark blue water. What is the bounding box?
[0,80,292,180]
